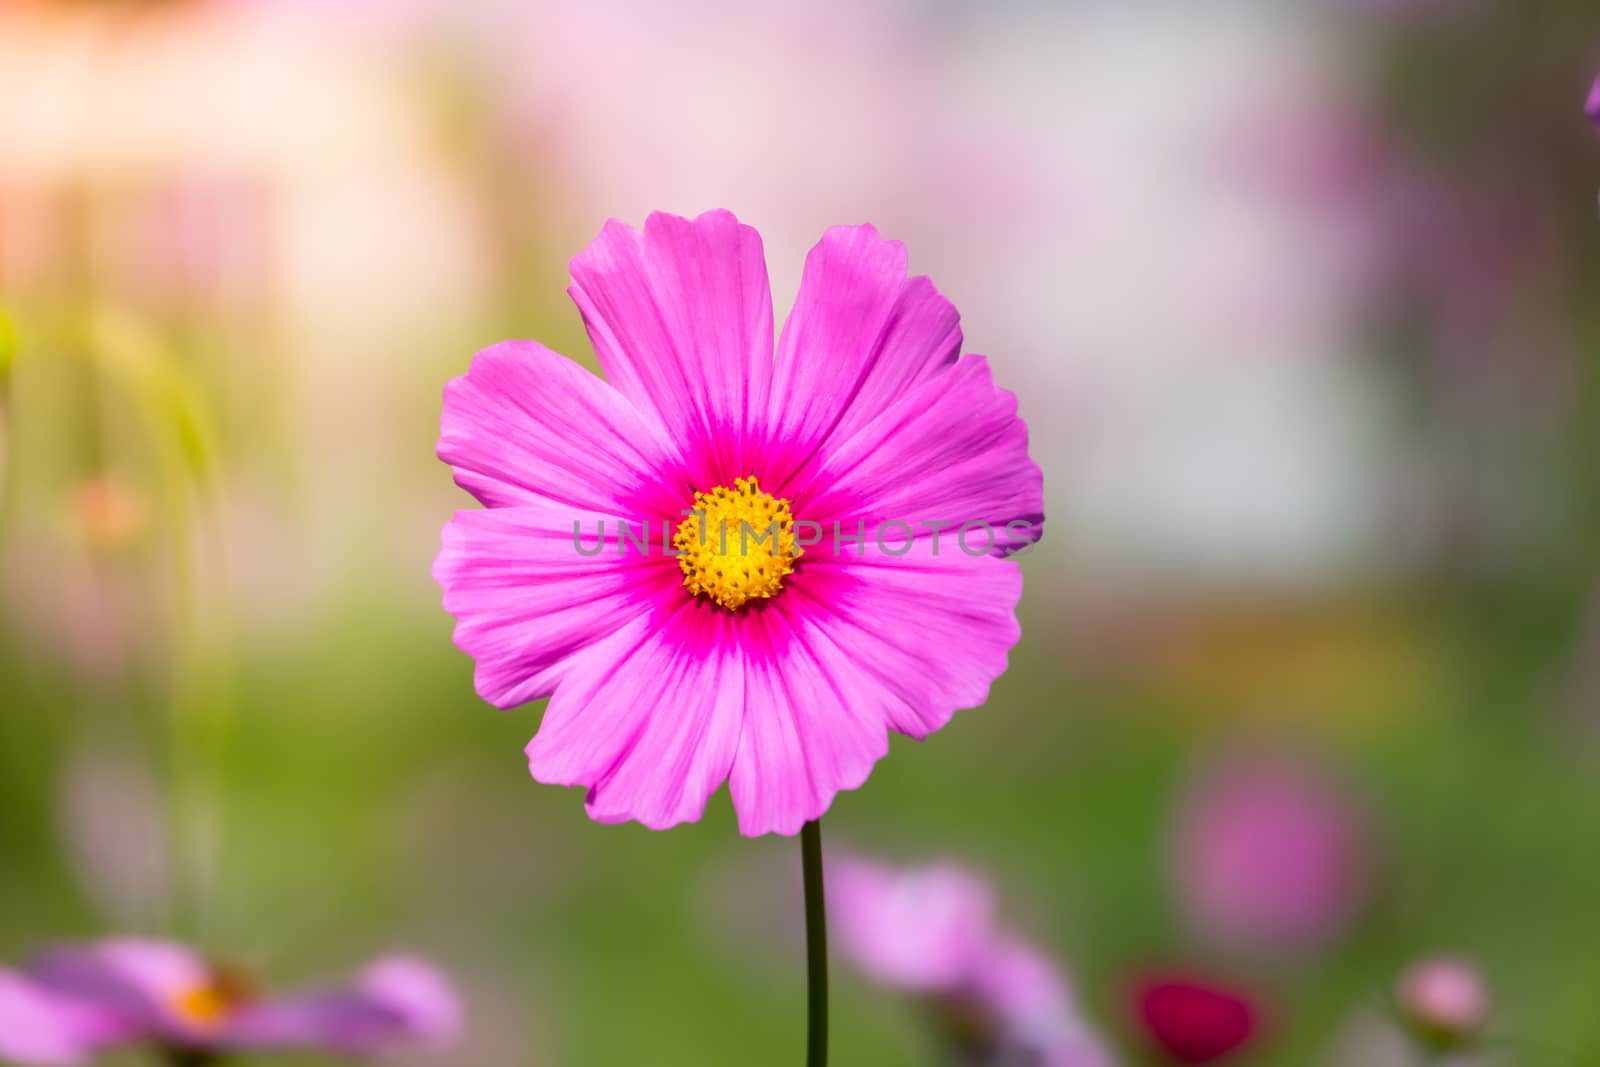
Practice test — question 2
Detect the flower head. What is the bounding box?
[1132,974,1260,1065]
[832,857,1113,1067]
[1172,753,1369,950]
[434,211,1043,836]
[24,939,458,1058]
[1587,74,1600,132]
[1394,957,1488,1050]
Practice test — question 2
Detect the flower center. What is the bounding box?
[171,965,256,1030]
[673,476,800,610]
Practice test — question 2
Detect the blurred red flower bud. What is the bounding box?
[1132,974,1261,1064]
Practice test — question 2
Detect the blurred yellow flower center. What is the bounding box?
[171,966,255,1029]
[674,476,800,611]
[173,985,234,1026]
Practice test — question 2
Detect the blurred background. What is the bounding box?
[2,1,1599,1064]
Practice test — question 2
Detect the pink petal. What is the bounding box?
[970,935,1075,1033]
[438,339,687,514]
[433,504,682,708]
[970,939,1116,1067]
[0,970,121,1066]
[725,600,891,836]
[223,993,386,1050]
[829,859,996,993]
[525,599,746,831]
[785,541,1024,741]
[568,210,774,487]
[357,956,460,1045]
[798,354,1043,555]
[765,224,962,491]
[224,956,459,1054]
[722,542,1021,836]
[28,940,209,1043]
[1035,1024,1119,1067]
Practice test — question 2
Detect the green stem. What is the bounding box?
[801,818,828,1067]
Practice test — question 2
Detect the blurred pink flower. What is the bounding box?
[1587,75,1600,131]
[1172,753,1369,951]
[831,857,1114,1067]
[0,970,121,1067]
[433,210,1042,837]
[831,860,996,993]
[973,937,1114,1067]
[26,940,459,1058]
[1395,957,1488,1049]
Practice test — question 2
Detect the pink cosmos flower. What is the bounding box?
[433,210,1043,836]
[23,939,459,1059]
[0,970,121,1066]
[831,858,1114,1067]
[1171,753,1369,951]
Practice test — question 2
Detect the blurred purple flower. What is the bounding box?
[832,857,1115,1067]
[1172,754,1369,951]
[25,939,459,1058]
[1587,75,1600,131]
[0,970,123,1067]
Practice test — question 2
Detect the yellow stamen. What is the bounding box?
[170,964,256,1029]
[673,476,800,610]
[173,985,233,1027]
